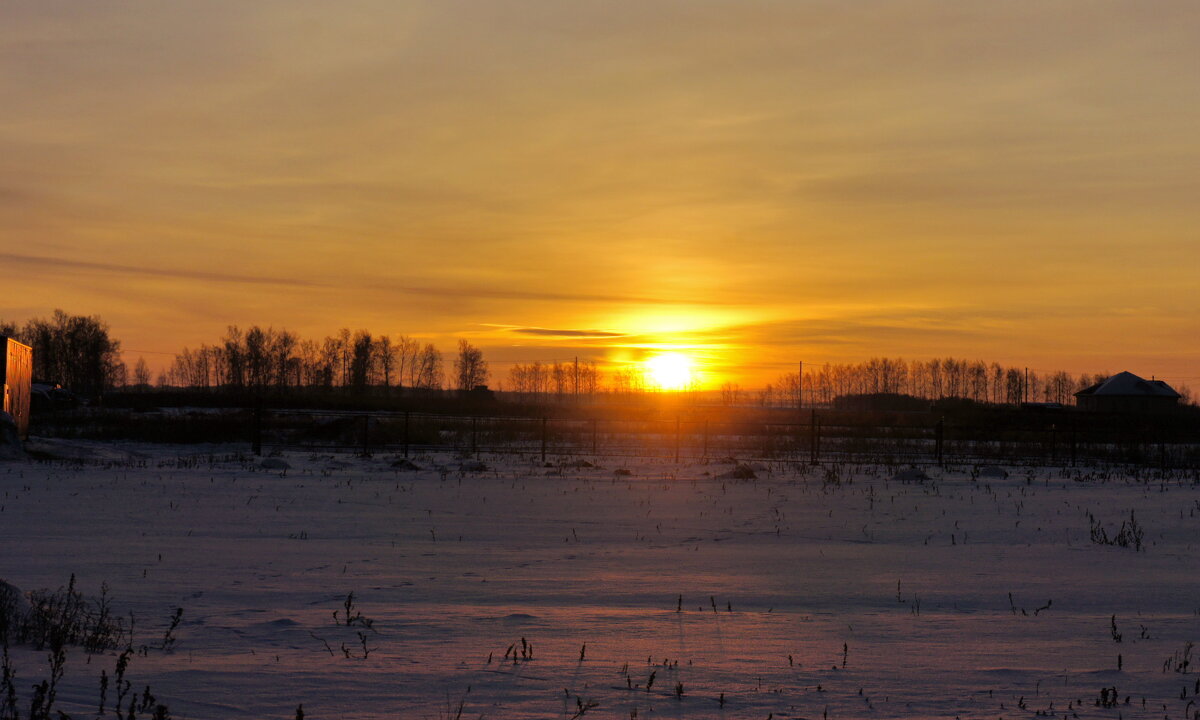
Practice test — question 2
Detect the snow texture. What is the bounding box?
[1,443,1199,719]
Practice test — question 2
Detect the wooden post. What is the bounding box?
[816,415,821,464]
[702,420,709,459]
[674,416,681,463]
[591,418,598,455]
[798,360,803,411]
[471,416,478,458]
[403,411,410,458]
[540,417,547,463]
[1069,420,1076,467]
[361,414,370,456]
[935,418,945,466]
[809,409,818,465]
[251,406,263,456]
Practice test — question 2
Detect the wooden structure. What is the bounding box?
[1075,371,1180,413]
[1,337,32,438]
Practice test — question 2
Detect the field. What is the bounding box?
[2,441,1199,719]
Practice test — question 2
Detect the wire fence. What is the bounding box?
[255,408,1200,468]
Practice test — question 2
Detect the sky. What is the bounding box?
[2,1,1198,387]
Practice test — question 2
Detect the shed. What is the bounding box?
[1,337,32,438]
[1074,371,1180,413]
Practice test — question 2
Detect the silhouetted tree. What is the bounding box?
[454,340,488,391]
[777,372,800,408]
[133,357,152,389]
[19,310,123,396]
[221,326,245,390]
[396,335,420,390]
[376,335,397,391]
[720,381,742,406]
[349,330,374,393]
[415,343,443,390]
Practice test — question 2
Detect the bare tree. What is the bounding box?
[133,357,151,390]
[454,340,489,391]
[376,335,397,391]
[720,381,742,406]
[349,330,374,393]
[777,372,801,408]
[415,343,443,390]
[19,310,123,396]
[551,362,568,397]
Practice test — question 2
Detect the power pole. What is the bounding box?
[798,361,803,411]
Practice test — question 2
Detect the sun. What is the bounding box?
[644,352,696,391]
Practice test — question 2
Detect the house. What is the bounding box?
[1,337,32,438]
[1074,371,1180,413]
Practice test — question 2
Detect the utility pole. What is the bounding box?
[798,361,803,411]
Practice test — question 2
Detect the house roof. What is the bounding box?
[1074,371,1180,398]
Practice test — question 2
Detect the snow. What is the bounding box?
[2,444,1199,719]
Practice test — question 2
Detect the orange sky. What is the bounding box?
[2,2,1198,387]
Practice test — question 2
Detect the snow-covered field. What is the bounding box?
[2,441,1199,719]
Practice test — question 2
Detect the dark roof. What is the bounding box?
[1074,371,1180,399]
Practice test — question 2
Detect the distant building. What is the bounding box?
[1074,371,1180,413]
[1,337,33,438]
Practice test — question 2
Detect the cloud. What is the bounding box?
[2,251,729,308]
[3,2,1198,380]
[0,252,323,288]
[506,326,628,338]
[719,311,995,350]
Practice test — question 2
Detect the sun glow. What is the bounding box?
[644,352,696,391]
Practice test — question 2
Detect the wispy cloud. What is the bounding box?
[3,3,1198,379]
[0,252,323,288]
[3,252,728,307]
[505,326,628,338]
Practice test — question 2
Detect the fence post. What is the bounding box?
[809,409,818,465]
[403,411,410,458]
[591,418,598,455]
[675,416,681,463]
[252,406,263,456]
[1069,420,1076,467]
[472,416,478,458]
[702,420,709,459]
[935,418,945,466]
[361,414,370,456]
[541,417,548,463]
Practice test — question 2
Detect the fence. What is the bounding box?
[254,408,1200,468]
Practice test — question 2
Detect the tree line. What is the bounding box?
[4,312,1192,408]
[505,359,603,399]
[0,310,123,397]
[722,357,1123,409]
[164,327,489,394]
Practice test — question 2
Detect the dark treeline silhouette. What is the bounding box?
[0,309,123,397]
[506,359,603,399]
[165,326,448,394]
[724,357,1133,409]
[165,325,1151,409]
[6,313,1193,409]
[168,326,610,401]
